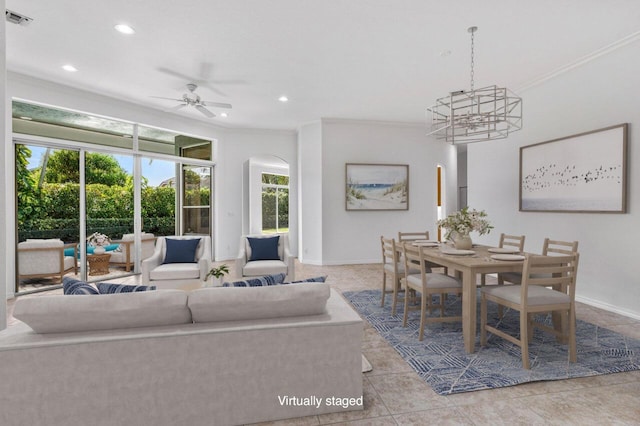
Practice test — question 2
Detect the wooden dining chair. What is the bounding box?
[398,230,448,275]
[480,233,525,286]
[498,238,578,285]
[381,236,420,315]
[481,253,580,369]
[401,243,462,341]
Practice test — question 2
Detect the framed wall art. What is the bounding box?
[345,163,409,211]
[520,123,628,213]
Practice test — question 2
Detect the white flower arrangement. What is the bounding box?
[437,207,493,240]
[87,232,111,247]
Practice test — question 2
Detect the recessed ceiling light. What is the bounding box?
[114,24,135,35]
[220,112,228,118]
[62,64,78,72]
[278,95,289,102]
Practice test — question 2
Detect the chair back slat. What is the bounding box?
[522,253,579,297]
[499,233,525,251]
[543,238,579,256]
[398,231,430,242]
[401,242,425,277]
[381,236,398,265]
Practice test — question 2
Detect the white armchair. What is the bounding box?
[109,232,155,272]
[18,239,77,283]
[141,236,211,290]
[236,233,294,281]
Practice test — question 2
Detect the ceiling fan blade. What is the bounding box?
[210,79,246,85]
[202,101,232,109]
[199,84,227,97]
[157,67,201,83]
[150,95,184,102]
[195,104,216,118]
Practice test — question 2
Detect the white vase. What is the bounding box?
[93,246,106,255]
[453,233,473,250]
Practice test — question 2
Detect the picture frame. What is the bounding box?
[519,123,628,213]
[345,163,409,211]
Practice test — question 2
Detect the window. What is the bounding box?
[261,173,289,234]
[13,100,216,293]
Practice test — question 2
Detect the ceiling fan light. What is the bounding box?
[220,112,228,118]
[114,24,135,35]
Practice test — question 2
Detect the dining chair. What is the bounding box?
[401,243,462,341]
[498,238,578,285]
[398,230,448,275]
[480,233,525,286]
[480,253,579,369]
[381,236,420,315]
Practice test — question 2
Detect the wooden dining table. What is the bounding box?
[416,243,526,353]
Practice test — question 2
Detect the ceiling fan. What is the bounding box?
[152,83,232,118]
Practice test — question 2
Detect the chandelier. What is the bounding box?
[427,27,522,145]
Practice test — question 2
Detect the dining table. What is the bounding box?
[413,242,527,353]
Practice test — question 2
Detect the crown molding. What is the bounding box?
[516,30,640,93]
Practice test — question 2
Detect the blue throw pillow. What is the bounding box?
[63,277,99,295]
[222,273,287,287]
[97,283,157,294]
[248,236,280,261]
[163,238,201,264]
[283,275,327,284]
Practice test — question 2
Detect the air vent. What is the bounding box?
[6,9,33,26]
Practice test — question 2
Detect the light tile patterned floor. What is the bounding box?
[6,261,640,425]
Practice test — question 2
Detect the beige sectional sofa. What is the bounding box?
[0,283,363,426]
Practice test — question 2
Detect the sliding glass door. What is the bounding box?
[83,151,134,280]
[15,144,81,293]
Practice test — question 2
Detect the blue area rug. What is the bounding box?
[343,289,640,395]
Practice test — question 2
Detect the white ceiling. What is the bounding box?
[6,0,640,130]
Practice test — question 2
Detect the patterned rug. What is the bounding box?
[344,289,640,395]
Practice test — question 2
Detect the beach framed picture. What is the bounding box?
[520,123,628,213]
[345,163,409,211]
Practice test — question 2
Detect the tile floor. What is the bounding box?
[6,262,640,425]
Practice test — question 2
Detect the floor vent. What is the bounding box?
[6,9,34,26]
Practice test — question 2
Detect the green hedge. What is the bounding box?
[16,183,208,242]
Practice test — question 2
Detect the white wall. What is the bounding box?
[298,122,323,264]
[320,119,457,264]
[1,0,7,330]
[468,40,640,319]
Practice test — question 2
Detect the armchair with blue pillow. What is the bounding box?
[236,233,294,281]
[141,235,212,290]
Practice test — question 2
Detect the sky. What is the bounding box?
[27,145,176,187]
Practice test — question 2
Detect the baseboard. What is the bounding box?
[576,295,640,321]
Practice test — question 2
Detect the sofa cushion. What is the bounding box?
[247,236,280,261]
[163,238,200,264]
[284,275,327,284]
[97,283,157,294]
[150,263,201,280]
[189,282,331,323]
[13,290,192,334]
[63,277,99,295]
[222,273,286,287]
[242,260,288,277]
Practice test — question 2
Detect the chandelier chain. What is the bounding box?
[469,27,475,91]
